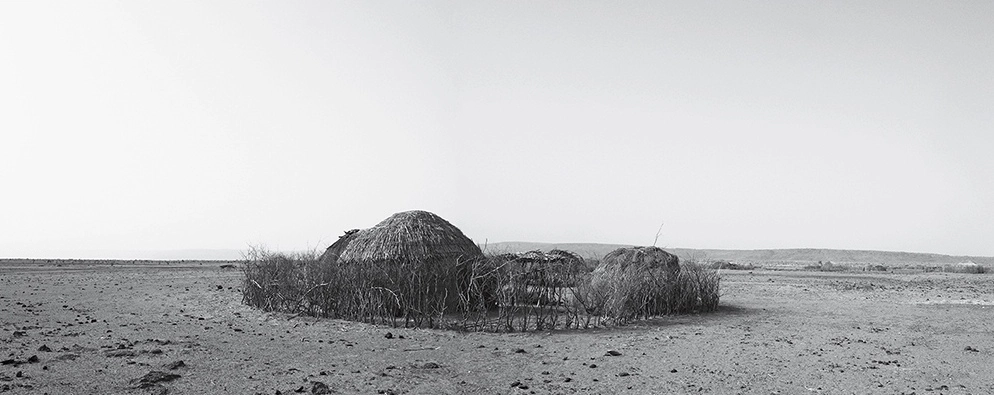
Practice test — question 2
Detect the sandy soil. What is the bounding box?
[1,262,992,394]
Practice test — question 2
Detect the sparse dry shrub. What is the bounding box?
[804,261,851,272]
[943,263,988,274]
[708,260,756,270]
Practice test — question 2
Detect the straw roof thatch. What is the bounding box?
[335,210,483,265]
[593,246,681,283]
[319,229,361,264]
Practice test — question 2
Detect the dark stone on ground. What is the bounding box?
[163,360,185,370]
[37,345,52,352]
[605,350,622,356]
[310,381,332,394]
[129,371,181,388]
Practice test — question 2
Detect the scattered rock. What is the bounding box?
[510,381,522,388]
[605,350,622,356]
[965,346,979,352]
[420,362,441,369]
[12,331,26,338]
[26,356,39,364]
[589,364,597,368]
[384,332,393,339]
[37,345,52,352]
[106,350,137,358]
[618,372,630,377]
[310,381,332,394]
[670,369,678,373]
[163,360,185,370]
[514,348,527,354]
[129,371,181,388]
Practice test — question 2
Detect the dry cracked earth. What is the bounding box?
[1,262,992,394]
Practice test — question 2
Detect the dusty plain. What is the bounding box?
[1,261,992,394]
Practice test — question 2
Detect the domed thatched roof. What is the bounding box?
[323,210,483,265]
[593,246,680,279]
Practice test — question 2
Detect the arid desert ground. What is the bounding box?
[1,261,992,394]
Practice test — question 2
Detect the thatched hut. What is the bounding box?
[323,210,484,318]
[590,246,682,318]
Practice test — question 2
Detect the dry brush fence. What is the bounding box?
[242,247,721,332]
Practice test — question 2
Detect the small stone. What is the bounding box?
[27,355,39,363]
[605,350,622,356]
[670,369,678,373]
[618,372,630,377]
[310,381,332,394]
[384,332,394,339]
[38,345,52,352]
[514,348,527,354]
[420,362,441,369]
[129,371,181,388]
[163,360,185,370]
[510,381,521,388]
[589,364,597,368]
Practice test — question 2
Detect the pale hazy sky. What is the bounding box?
[2,1,993,258]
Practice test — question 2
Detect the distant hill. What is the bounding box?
[484,242,994,267]
[1,249,246,261]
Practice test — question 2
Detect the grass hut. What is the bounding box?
[328,210,484,321]
[589,246,682,318]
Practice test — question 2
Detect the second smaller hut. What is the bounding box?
[590,246,681,318]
